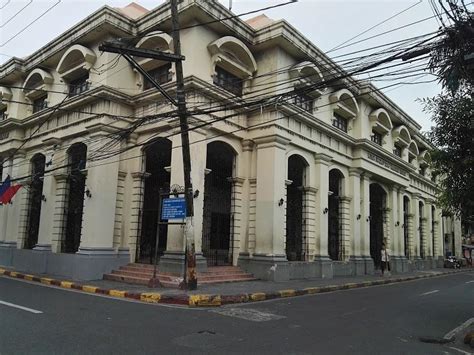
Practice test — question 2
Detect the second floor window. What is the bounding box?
[33,95,47,113]
[69,74,90,97]
[144,64,172,90]
[393,145,402,157]
[371,131,383,146]
[213,67,243,96]
[294,93,313,112]
[333,112,348,133]
[0,107,7,121]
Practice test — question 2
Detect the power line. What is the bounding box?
[0,0,33,28]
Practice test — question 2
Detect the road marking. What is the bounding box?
[0,300,43,314]
[419,290,439,296]
[211,308,286,322]
[444,318,474,340]
[465,280,474,284]
[447,346,472,355]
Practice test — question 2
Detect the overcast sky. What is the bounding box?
[0,0,457,131]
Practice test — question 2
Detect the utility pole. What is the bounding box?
[99,0,198,290]
[170,0,197,290]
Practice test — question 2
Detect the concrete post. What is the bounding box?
[360,172,373,273]
[348,168,364,275]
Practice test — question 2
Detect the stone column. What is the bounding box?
[228,176,245,266]
[453,217,462,258]
[302,186,317,261]
[397,188,408,272]
[411,193,421,269]
[425,199,434,268]
[313,153,333,278]
[348,168,364,275]
[0,157,14,266]
[433,209,443,265]
[35,146,58,252]
[360,172,373,274]
[339,196,351,260]
[389,186,400,272]
[247,134,289,281]
[160,130,207,274]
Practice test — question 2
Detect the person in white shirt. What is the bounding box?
[381,242,391,276]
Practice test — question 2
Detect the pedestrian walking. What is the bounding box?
[381,242,391,276]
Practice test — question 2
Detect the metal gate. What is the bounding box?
[328,194,341,261]
[202,142,234,266]
[403,197,410,257]
[25,154,45,249]
[370,184,385,268]
[286,184,304,261]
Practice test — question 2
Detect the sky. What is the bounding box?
[0,0,457,131]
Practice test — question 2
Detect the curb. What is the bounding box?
[0,267,469,308]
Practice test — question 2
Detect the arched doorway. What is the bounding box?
[419,201,425,259]
[138,139,171,264]
[286,155,307,261]
[25,154,46,249]
[63,143,87,253]
[202,141,235,266]
[370,183,386,269]
[403,196,410,257]
[328,169,343,261]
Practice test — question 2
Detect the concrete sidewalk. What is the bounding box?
[1,265,471,307]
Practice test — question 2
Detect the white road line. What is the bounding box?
[465,280,474,284]
[0,300,43,314]
[444,318,474,340]
[419,290,439,296]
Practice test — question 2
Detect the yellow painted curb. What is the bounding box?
[40,277,53,285]
[0,268,5,274]
[140,293,161,303]
[109,290,126,298]
[24,274,35,281]
[250,292,266,301]
[279,289,296,298]
[82,285,98,293]
[304,287,320,294]
[60,281,74,288]
[189,294,221,307]
[10,271,18,277]
[345,283,358,289]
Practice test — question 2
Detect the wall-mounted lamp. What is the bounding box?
[366,216,371,222]
[323,207,329,214]
[395,221,400,227]
[193,189,200,199]
[356,214,361,220]
[85,189,92,199]
[278,198,284,207]
[41,195,47,202]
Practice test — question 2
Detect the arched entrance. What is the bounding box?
[370,183,386,269]
[419,201,425,259]
[286,155,307,261]
[63,143,87,253]
[138,139,171,264]
[403,196,410,257]
[25,154,46,249]
[202,141,235,266]
[328,169,343,261]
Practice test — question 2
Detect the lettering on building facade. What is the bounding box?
[367,152,406,176]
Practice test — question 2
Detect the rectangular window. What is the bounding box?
[371,131,383,146]
[33,95,47,113]
[144,64,172,90]
[332,112,348,133]
[213,67,243,96]
[0,107,7,121]
[393,145,402,157]
[69,74,90,97]
[294,93,313,112]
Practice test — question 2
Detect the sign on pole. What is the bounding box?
[161,197,187,220]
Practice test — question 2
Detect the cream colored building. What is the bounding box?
[0,1,462,281]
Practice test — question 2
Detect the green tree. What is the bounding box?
[423,84,474,219]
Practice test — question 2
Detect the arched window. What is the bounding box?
[23,68,54,112]
[289,62,325,113]
[0,86,12,120]
[57,44,96,96]
[135,32,174,90]
[408,140,419,166]
[369,109,393,149]
[392,125,411,159]
[329,89,359,133]
[208,36,257,97]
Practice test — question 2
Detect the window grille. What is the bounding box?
[371,131,383,146]
[293,93,313,112]
[213,67,243,96]
[33,96,47,113]
[0,108,7,121]
[69,75,90,97]
[393,145,402,157]
[332,112,348,132]
[144,64,172,90]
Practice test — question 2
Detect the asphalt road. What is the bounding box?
[1,272,473,354]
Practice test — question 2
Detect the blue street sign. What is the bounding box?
[161,197,187,220]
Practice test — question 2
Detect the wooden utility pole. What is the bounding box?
[99,0,198,290]
[170,0,197,290]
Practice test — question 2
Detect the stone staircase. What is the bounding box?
[103,263,256,288]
